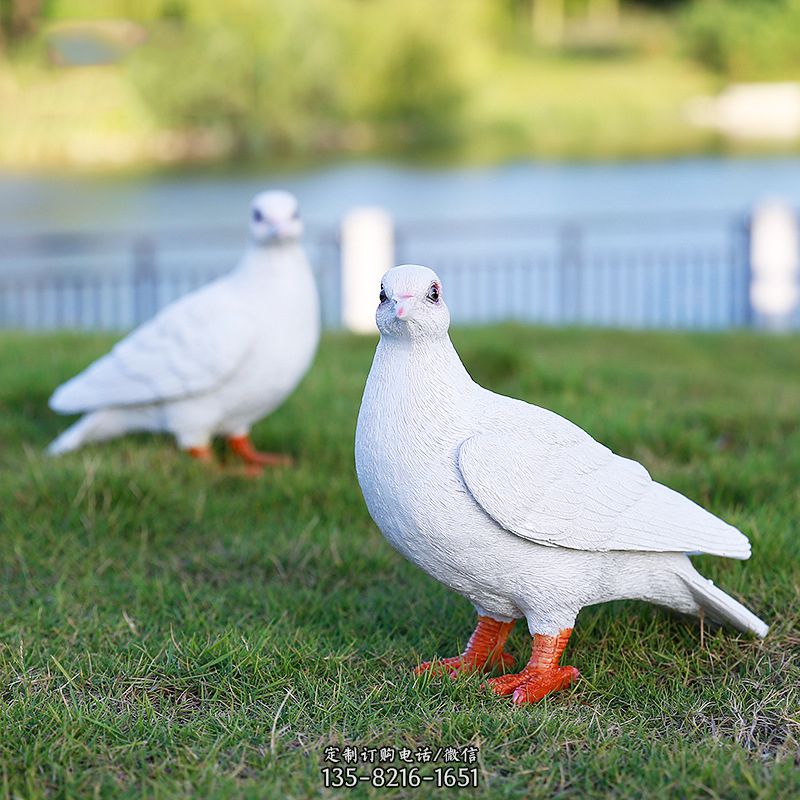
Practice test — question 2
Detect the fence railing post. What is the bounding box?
[736,214,753,327]
[748,200,800,331]
[559,222,582,324]
[341,208,394,334]
[132,237,157,326]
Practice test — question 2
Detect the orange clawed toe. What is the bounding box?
[485,628,578,705]
[415,650,515,678]
[415,616,516,679]
[186,436,293,475]
[416,620,579,705]
[487,665,579,704]
[188,445,213,462]
[228,435,293,470]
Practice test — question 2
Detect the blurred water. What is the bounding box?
[2,156,800,240]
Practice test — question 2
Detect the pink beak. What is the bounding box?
[394,294,414,319]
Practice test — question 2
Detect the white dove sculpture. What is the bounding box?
[355,264,767,706]
[48,190,319,470]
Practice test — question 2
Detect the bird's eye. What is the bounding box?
[252,208,264,223]
[379,285,387,303]
[426,282,440,303]
[291,208,300,220]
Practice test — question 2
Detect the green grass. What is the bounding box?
[0,326,798,798]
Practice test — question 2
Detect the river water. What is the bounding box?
[2,156,800,238]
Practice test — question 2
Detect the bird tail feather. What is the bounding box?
[47,409,131,456]
[678,569,768,638]
[48,415,96,456]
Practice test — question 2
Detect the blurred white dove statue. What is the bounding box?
[355,264,767,706]
[48,190,319,470]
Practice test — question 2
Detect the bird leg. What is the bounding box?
[486,628,579,705]
[187,445,214,463]
[415,615,516,678]
[227,435,293,470]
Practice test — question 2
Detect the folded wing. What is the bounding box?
[50,278,255,413]
[458,430,751,559]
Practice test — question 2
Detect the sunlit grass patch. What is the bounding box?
[0,326,797,798]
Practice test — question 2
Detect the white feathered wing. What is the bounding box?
[457,426,751,560]
[50,277,257,414]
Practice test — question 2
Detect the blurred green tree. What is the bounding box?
[681,0,800,80]
[125,0,476,156]
[0,0,50,48]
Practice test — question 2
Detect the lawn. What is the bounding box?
[0,326,798,799]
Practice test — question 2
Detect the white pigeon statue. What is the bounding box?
[355,264,768,705]
[48,190,319,470]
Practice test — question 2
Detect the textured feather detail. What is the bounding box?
[677,569,768,637]
[49,278,256,413]
[458,432,751,559]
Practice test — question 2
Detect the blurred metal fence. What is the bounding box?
[395,212,756,329]
[0,210,783,331]
[0,226,341,331]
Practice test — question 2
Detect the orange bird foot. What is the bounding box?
[228,435,294,469]
[487,665,579,704]
[415,650,516,679]
[486,628,578,705]
[187,445,214,463]
[414,616,515,679]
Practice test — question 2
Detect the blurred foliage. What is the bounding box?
[0,0,50,46]
[52,0,489,156]
[2,0,800,168]
[680,0,800,80]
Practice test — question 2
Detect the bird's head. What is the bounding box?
[376,264,450,340]
[249,190,303,245]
